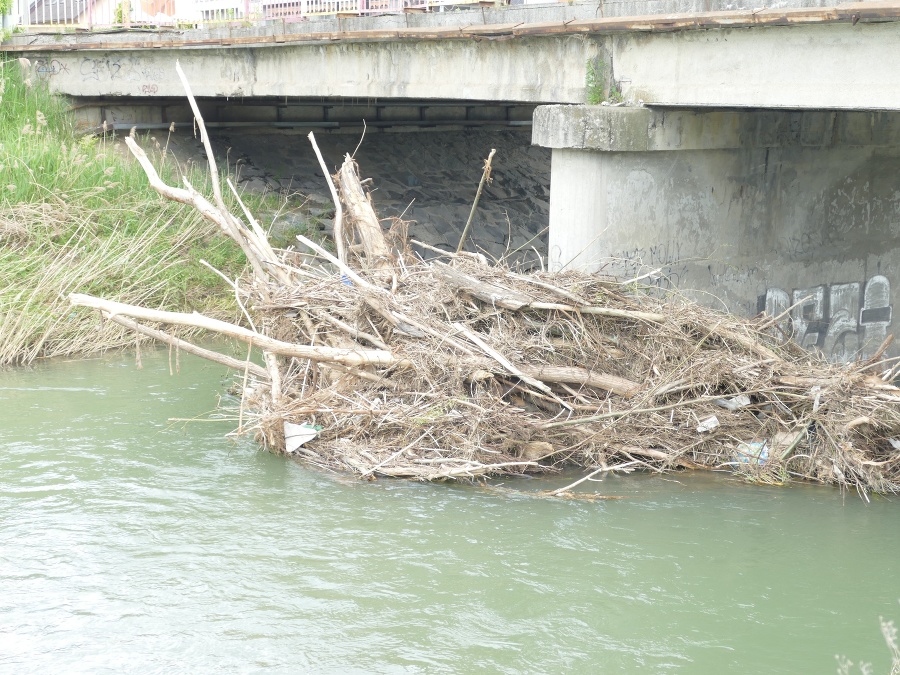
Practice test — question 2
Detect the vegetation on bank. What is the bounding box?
[0,56,285,364]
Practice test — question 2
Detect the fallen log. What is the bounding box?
[69,294,407,369]
[337,154,393,277]
[104,314,270,380]
[515,365,641,398]
[432,260,534,310]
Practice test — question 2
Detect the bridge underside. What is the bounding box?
[534,105,900,362]
[71,96,537,133]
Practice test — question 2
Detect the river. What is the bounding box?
[1,347,897,673]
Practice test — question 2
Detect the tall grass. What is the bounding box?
[0,59,138,213]
[0,57,265,364]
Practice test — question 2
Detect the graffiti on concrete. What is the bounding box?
[760,275,892,362]
[78,57,163,86]
[80,57,119,81]
[610,240,689,289]
[33,58,69,80]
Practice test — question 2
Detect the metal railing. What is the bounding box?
[5,0,487,29]
[259,0,431,20]
[18,0,194,28]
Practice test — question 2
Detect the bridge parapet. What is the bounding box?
[4,0,481,30]
[3,0,868,33]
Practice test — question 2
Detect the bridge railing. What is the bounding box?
[14,0,196,29]
[6,0,487,29]
[258,0,434,20]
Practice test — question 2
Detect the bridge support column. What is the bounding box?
[533,105,900,362]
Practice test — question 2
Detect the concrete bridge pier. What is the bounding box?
[532,105,900,362]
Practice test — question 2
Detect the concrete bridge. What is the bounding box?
[4,1,900,109]
[3,0,900,362]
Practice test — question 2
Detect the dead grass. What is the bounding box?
[0,202,218,364]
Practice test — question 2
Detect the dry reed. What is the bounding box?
[0,203,215,364]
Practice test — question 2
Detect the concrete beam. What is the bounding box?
[533,106,900,151]
[613,21,900,110]
[8,3,900,110]
[20,36,597,103]
[65,97,537,132]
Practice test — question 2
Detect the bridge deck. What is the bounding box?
[3,1,900,52]
[3,1,899,110]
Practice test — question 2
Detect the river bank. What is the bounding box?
[0,57,277,364]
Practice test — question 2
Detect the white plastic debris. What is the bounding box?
[811,386,823,413]
[714,394,752,412]
[696,416,720,433]
[284,422,319,453]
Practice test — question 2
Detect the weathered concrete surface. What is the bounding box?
[7,2,900,110]
[535,105,900,361]
[21,36,601,103]
[534,106,900,151]
[613,21,900,110]
[0,0,847,47]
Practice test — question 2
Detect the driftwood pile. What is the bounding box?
[69,69,900,496]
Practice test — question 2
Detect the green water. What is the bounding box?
[1,348,898,674]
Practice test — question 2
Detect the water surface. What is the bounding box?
[1,349,897,673]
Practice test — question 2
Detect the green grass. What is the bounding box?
[0,56,285,364]
[585,57,622,105]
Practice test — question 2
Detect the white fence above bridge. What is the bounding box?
[3,0,489,30]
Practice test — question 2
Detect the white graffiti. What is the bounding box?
[762,275,892,362]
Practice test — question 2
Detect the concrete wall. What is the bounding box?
[535,106,900,362]
[25,35,603,103]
